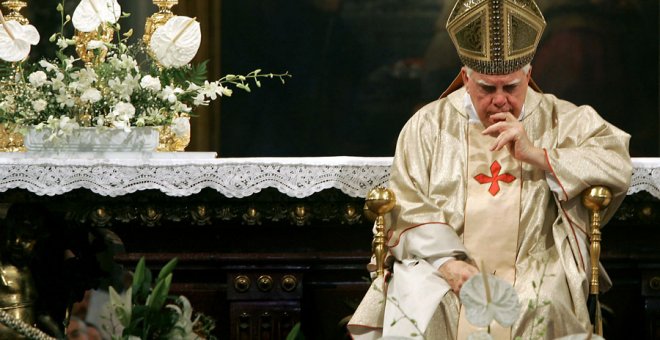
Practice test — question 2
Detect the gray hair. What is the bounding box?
[465,64,531,77]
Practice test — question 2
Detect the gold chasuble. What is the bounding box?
[458,123,522,339]
[347,87,632,340]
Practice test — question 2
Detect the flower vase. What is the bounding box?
[23,127,160,152]
[0,124,25,152]
[158,116,191,151]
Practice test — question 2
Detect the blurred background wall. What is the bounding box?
[25,0,659,157]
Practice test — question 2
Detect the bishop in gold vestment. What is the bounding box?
[348,85,631,339]
[348,0,632,339]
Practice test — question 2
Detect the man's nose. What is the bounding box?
[492,93,507,107]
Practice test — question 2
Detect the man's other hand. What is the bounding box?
[438,259,479,294]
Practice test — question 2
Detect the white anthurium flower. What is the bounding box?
[460,273,520,328]
[149,16,201,68]
[72,0,121,33]
[0,16,40,62]
[555,334,605,340]
[28,71,48,87]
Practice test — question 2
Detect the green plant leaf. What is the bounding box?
[132,257,146,297]
[146,273,172,311]
[156,257,178,282]
[285,322,304,340]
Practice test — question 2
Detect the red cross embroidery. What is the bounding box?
[474,161,516,196]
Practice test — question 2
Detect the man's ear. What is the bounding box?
[527,66,532,82]
[461,67,469,86]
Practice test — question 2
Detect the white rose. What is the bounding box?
[31,99,48,112]
[28,71,48,87]
[140,75,162,92]
[171,117,190,137]
[80,88,102,103]
[110,102,136,119]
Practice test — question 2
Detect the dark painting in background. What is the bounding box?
[220,0,658,157]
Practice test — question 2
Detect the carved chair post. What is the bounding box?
[582,185,612,336]
[365,187,396,278]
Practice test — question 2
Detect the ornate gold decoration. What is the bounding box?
[75,26,114,67]
[233,275,251,293]
[650,277,660,291]
[139,206,162,227]
[366,186,396,278]
[289,204,311,226]
[256,275,273,292]
[582,185,612,336]
[2,1,28,25]
[90,207,112,227]
[280,275,298,292]
[242,207,261,226]
[342,203,362,225]
[190,204,211,225]
[143,0,178,47]
[446,0,546,74]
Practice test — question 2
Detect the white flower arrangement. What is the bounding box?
[0,0,289,142]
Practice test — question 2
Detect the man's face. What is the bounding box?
[461,67,531,128]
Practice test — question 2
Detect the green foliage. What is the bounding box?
[108,257,215,340]
[285,322,305,340]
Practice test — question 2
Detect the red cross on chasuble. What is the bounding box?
[457,123,522,340]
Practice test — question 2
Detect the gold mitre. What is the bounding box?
[446,0,546,75]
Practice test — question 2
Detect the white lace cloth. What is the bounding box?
[0,155,655,199]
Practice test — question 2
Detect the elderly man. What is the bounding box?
[348,0,632,339]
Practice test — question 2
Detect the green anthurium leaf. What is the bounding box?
[139,266,153,302]
[156,257,178,282]
[146,273,172,311]
[131,257,146,298]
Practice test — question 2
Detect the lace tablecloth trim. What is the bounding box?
[0,157,393,198]
[629,158,660,198]
[0,156,656,198]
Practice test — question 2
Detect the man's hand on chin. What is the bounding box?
[438,259,479,294]
[482,112,549,171]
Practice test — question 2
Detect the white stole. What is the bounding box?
[457,122,522,339]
